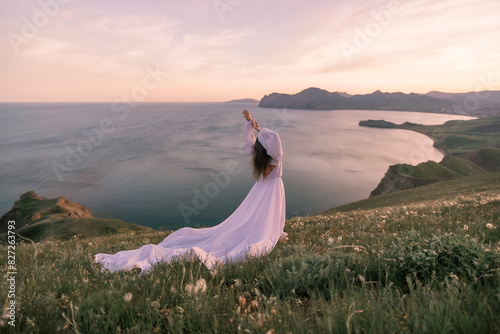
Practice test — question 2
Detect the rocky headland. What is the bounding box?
[0,191,152,242]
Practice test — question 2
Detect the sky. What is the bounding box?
[0,0,499,102]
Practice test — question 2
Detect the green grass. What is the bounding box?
[360,116,500,197]
[440,155,486,176]
[481,147,500,165]
[393,161,462,179]
[5,218,151,243]
[1,173,499,333]
[373,116,500,156]
[0,193,152,243]
[333,169,500,212]
[464,147,500,169]
[4,197,60,226]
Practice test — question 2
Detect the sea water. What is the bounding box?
[0,102,473,230]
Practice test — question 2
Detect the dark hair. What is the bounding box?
[251,138,273,180]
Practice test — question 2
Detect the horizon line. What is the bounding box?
[1,87,498,104]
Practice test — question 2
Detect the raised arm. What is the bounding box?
[242,109,259,155]
[244,120,255,154]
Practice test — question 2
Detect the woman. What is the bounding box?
[94,109,286,273]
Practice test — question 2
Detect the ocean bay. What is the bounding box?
[0,102,474,230]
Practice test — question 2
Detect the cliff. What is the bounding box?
[0,191,152,242]
[370,161,462,197]
[0,191,92,230]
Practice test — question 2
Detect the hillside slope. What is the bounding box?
[360,116,500,197]
[0,191,152,243]
[0,171,498,333]
[331,169,500,212]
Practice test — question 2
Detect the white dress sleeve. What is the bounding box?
[244,120,256,155]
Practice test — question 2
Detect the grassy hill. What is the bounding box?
[440,155,487,176]
[1,172,498,333]
[365,116,500,156]
[393,161,462,178]
[361,116,500,197]
[7,218,150,243]
[0,191,151,244]
[332,169,500,212]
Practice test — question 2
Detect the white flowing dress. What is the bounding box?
[94,120,286,273]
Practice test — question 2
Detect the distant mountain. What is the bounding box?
[334,91,352,98]
[258,88,355,110]
[349,90,454,112]
[426,90,500,110]
[259,87,454,113]
[258,87,500,117]
[226,98,259,103]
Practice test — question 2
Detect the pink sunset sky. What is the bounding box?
[1,0,499,102]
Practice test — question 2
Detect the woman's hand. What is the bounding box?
[242,109,252,121]
[243,109,260,131]
[252,119,260,132]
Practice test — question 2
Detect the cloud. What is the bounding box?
[0,0,499,101]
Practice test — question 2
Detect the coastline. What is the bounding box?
[358,115,500,198]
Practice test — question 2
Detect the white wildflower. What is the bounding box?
[486,223,494,229]
[123,293,132,303]
[185,283,194,294]
[195,278,207,293]
[185,278,207,295]
[463,225,469,231]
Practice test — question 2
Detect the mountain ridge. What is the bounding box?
[259,87,500,117]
